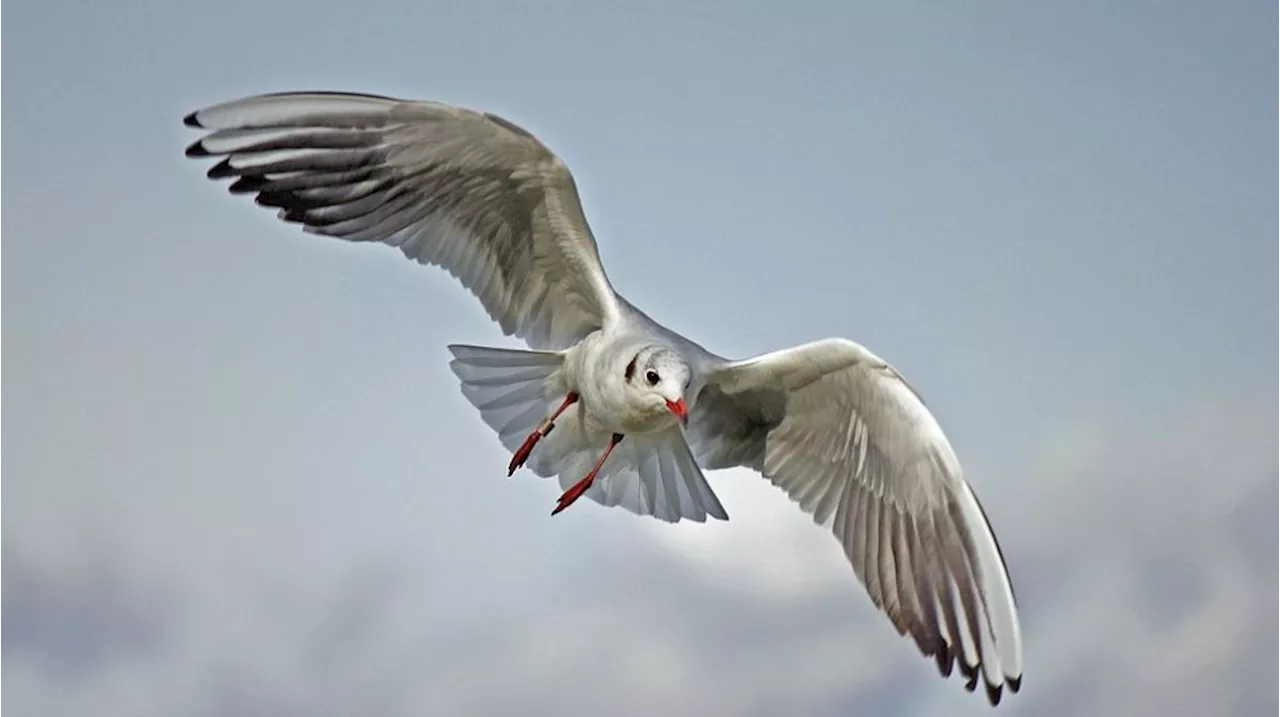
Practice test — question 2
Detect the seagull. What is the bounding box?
[183,90,1024,704]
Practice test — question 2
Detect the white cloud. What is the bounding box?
[640,467,855,598]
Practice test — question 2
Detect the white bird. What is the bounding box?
[183,90,1024,704]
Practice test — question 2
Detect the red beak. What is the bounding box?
[665,398,689,425]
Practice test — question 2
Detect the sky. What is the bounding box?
[3,1,1277,716]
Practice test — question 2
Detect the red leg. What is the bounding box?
[552,433,624,516]
[507,392,579,476]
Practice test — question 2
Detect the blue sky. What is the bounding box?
[4,2,1276,716]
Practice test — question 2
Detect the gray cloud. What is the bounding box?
[2,539,179,681]
[5,394,1274,717]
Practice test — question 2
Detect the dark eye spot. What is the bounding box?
[645,370,660,386]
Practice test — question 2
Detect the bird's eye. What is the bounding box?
[645,370,660,386]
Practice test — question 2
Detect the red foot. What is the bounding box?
[551,474,595,515]
[551,433,624,516]
[507,392,579,477]
[507,432,542,476]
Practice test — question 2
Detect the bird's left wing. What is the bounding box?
[183,91,620,350]
[686,338,1023,704]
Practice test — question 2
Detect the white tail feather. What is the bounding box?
[568,430,728,523]
[447,344,565,453]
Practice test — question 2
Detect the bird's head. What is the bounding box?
[624,346,691,425]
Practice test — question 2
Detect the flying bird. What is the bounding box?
[183,90,1024,704]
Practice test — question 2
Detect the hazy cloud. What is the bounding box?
[2,541,179,680]
[5,395,1274,717]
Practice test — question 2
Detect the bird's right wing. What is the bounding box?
[687,338,1023,704]
[183,91,621,350]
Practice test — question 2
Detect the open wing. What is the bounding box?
[183,91,620,349]
[688,338,1023,704]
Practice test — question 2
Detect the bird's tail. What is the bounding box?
[446,344,566,455]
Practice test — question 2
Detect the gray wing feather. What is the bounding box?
[688,338,1023,704]
[184,91,620,349]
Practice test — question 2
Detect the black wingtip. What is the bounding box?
[183,110,202,128]
[206,158,237,179]
[985,681,1003,706]
[1007,675,1022,693]
[957,657,979,688]
[228,176,267,194]
[184,140,210,158]
[933,644,954,677]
